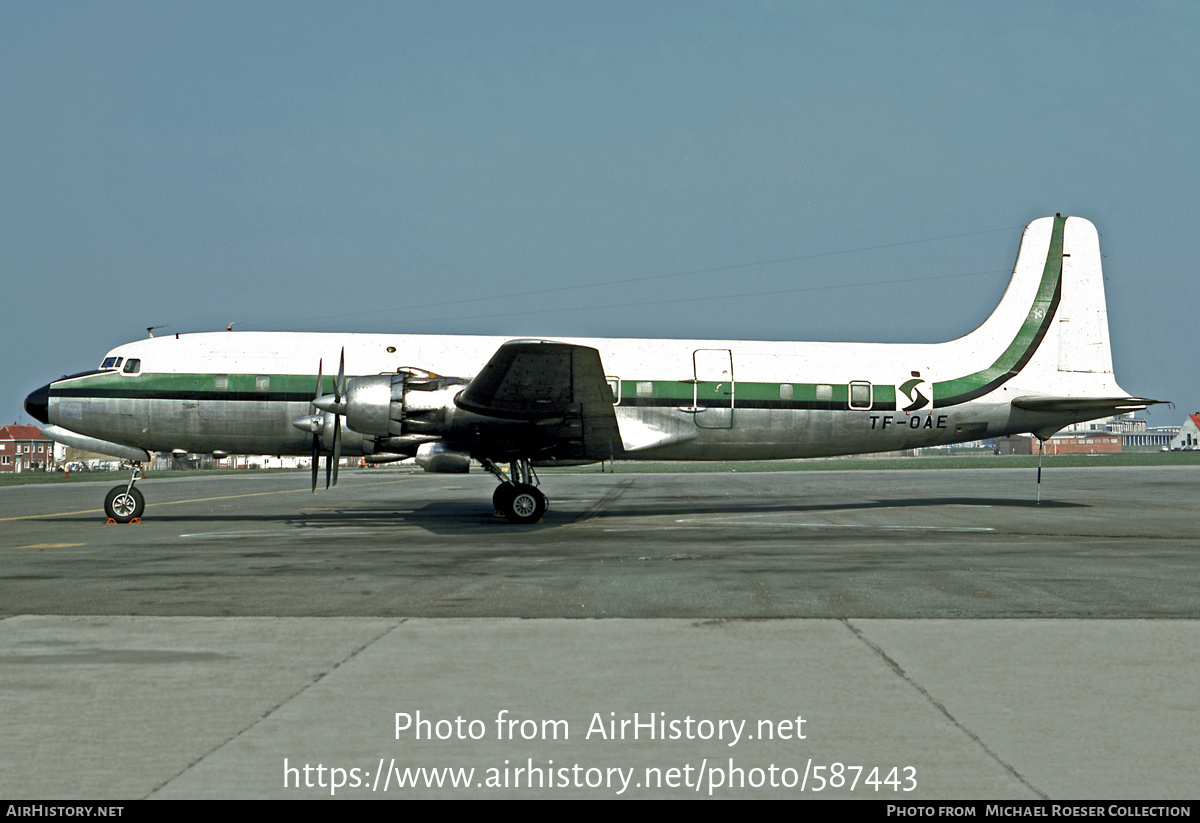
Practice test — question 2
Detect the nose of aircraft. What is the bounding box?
[24,383,50,424]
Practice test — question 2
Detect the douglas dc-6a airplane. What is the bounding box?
[24,215,1161,524]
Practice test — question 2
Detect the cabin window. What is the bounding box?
[849,381,873,410]
[255,376,270,391]
[636,381,653,397]
[780,383,793,400]
[215,375,230,391]
[122,359,141,374]
[815,384,832,401]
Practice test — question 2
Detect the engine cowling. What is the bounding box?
[340,370,467,438]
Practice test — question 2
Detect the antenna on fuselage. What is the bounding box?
[226,322,242,331]
[146,325,167,338]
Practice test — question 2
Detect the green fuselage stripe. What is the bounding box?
[51,374,903,412]
[932,215,1065,407]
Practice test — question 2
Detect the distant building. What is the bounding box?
[0,425,54,473]
[1060,412,1175,449]
[1045,433,1122,454]
[994,436,1034,455]
[1061,413,1133,434]
[149,452,309,471]
[1169,414,1200,450]
[995,433,1121,455]
[1122,427,1177,449]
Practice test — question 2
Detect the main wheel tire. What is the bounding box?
[504,483,547,525]
[104,486,145,523]
[492,483,517,515]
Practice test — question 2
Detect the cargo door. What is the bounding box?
[693,349,734,428]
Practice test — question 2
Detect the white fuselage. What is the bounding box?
[31,216,1142,464]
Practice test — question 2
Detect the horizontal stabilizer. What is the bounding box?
[1011,396,1166,414]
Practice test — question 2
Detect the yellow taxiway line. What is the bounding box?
[0,477,415,522]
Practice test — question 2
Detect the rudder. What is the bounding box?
[1055,217,1114,374]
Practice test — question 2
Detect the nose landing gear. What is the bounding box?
[104,464,146,524]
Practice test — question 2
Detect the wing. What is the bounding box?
[452,340,622,461]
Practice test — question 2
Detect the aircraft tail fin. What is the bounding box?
[1015,216,1162,408]
[975,214,1116,381]
[1002,216,1167,422]
[937,216,1164,419]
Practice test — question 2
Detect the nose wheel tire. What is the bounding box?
[104,486,145,523]
[500,483,547,524]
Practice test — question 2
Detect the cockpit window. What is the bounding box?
[101,356,123,370]
[122,359,141,374]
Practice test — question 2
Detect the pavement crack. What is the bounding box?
[841,618,1048,800]
[143,618,407,799]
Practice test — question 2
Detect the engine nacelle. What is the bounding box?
[415,442,471,473]
[340,370,467,438]
[363,452,413,465]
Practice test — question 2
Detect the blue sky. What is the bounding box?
[3,1,1196,425]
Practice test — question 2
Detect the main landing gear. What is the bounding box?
[104,463,146,524]
[482,458,548,525]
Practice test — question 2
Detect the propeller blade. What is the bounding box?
[324,347,345,489]
[311,359,324,493]
[336,348,345,402]
[311,434,320,492]
[331,413,342,488]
